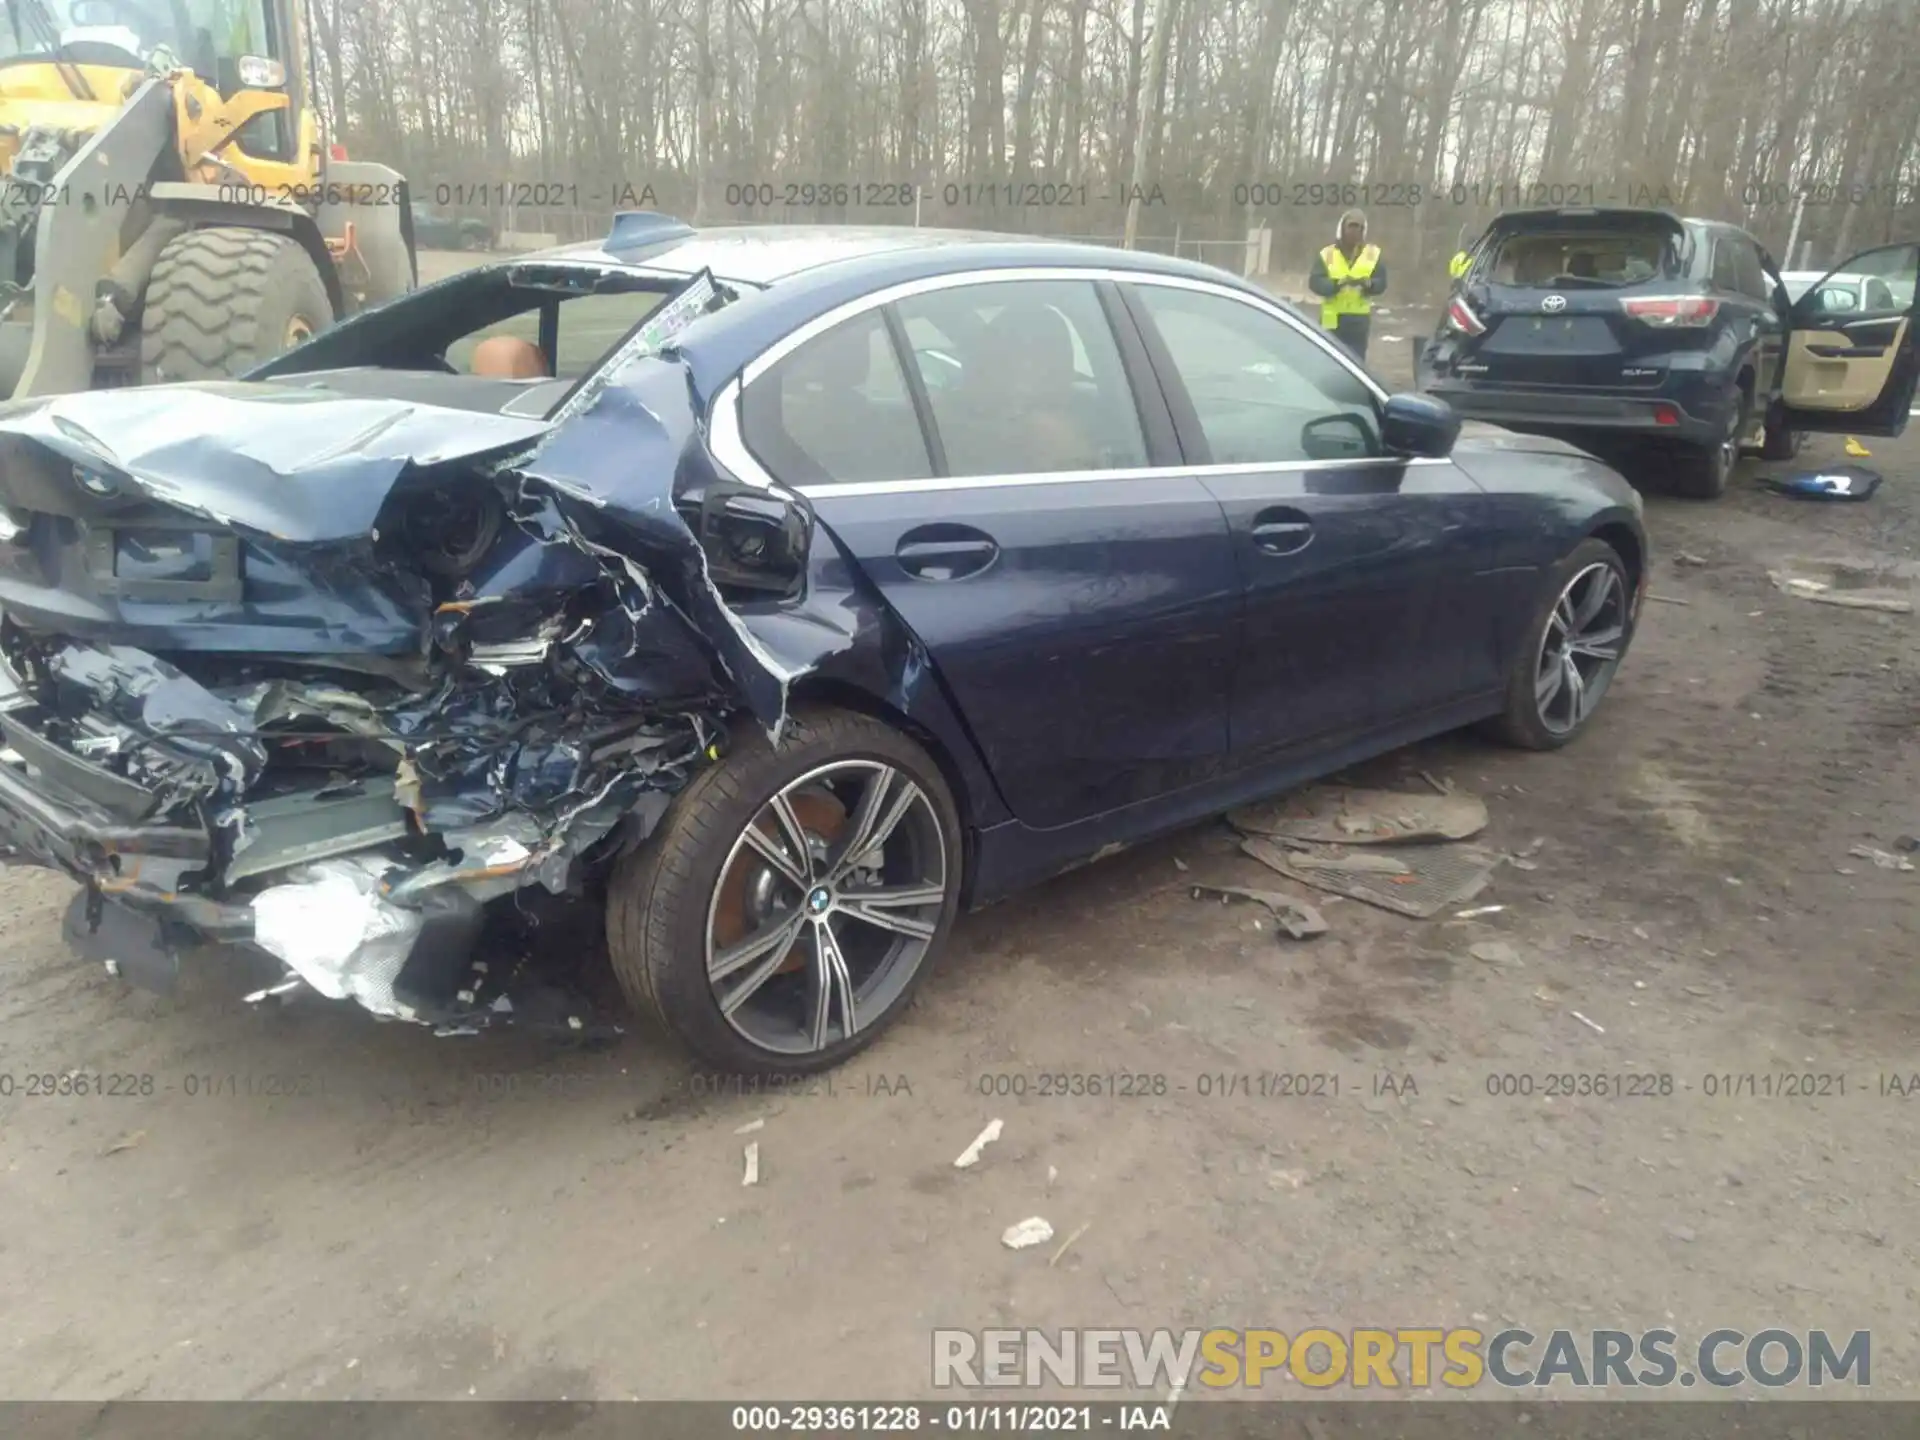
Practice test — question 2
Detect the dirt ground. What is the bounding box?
[2,293,1918,1404]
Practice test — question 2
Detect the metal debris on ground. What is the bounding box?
[101,1130,145,1157]
[742,1142,760,1186]
[1849,844,1917,873]
[1419,770,1454,795]
[1571,1011,1606,1035]
[1645,594,1691,606]
[1242,835,1496,919]
[1229,785,1488,845]
[733,1117,765,1135]
[1190,883,1329,938]
[1674,551,1709,567]
[1002,1217,1055,1250]
[1456,905,1506,919]
[955,1118,1004,1169]
[1768,566,1914,615]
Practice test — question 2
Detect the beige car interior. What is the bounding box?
[1781,315,1909,412]
[471,335,552,379]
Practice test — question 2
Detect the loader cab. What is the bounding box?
[32,0,307,163]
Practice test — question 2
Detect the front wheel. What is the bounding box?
[606,708,963,1074]
[1488,538,1632,751]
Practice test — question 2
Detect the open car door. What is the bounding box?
[1775,242,1920,435]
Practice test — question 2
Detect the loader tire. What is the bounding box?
[139,227,334,384]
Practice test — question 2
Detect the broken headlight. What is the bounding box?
[394,484,505,579]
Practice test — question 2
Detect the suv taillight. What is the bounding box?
[1621,295,1720,327]
[1446,296,1486,336]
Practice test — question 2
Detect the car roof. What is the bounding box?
[530,221,1238,289]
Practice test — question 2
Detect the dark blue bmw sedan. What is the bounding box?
[0,216,1646,1073]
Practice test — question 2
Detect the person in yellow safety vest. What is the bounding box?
[1307,209,1386,360]
[1449,250,1472,280]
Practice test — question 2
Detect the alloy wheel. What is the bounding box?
[704,759,949,1056]
[1534,562,1627,735]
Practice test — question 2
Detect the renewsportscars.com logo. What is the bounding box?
[932,1328,1871,1391]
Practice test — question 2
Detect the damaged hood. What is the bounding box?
[0,382,552,540]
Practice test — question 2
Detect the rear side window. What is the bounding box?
[1731,241,1771,301]
[1486,230,1675,286]
[740,311,934,486]
[892,279,1149,477]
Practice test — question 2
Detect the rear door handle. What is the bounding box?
[1807,343,1888,359]
[1251,508,1315,555]
[896,525,999,580]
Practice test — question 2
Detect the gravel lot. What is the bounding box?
[1,283,1916,1403]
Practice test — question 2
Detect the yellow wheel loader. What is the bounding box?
[0,0,415,397]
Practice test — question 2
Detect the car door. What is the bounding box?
[1118,278,1501,759]
[1775,242,1920,434]
[734,274,1239,832]
[1721,233,1785,404]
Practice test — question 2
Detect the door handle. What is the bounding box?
[896,526,999,580]
[1807,343,1887,359]
[1251,508,1315,555]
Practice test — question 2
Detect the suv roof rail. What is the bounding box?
[607,211,694,251]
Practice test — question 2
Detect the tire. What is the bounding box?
[1487,537,1632,751]
[139,227,334,384]
[606,707,964,1075]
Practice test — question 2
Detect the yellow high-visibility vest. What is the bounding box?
[1449,251,1471,279]
[1320,244,1380,328]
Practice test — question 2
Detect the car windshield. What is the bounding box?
[0,0,266,78]
[1483,228,1677,288]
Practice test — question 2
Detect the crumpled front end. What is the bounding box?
[0,274,844,1028]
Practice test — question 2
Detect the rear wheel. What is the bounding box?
[1488,537,1631,751]
[1663,392,1748,500]
[139,227,334,384]
[606,708,963,1075]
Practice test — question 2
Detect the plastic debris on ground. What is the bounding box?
[1189,883,1328,938]
[1229,784,1488,845]
[1239,834,1496,919]
[1002,1217,1054,1250]
[1470,941,1521,967]
[1763,463,1881,501]
[954,1118,1004,1169]
[1849,844,1916,873]
[1769,565,1914,614]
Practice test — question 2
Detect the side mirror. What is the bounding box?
[237,55,287,88]
[1300,412,1374,461]
[1380,392,1460,458]
[696,477,812,598]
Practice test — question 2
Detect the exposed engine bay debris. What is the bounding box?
[0,267,860,1031]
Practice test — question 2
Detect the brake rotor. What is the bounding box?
[712,788,849,975]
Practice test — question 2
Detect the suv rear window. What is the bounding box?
[1484,230,1678,287]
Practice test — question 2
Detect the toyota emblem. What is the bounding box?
[1541,294,1568,313]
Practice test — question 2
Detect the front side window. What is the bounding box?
[892,279,1148,477]
[1131,284,1381,466]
